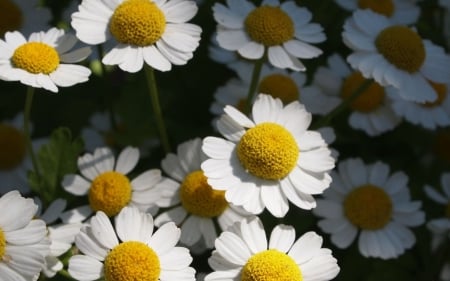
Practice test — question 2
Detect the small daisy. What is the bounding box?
[201,94,335,217]
[313,158,425,259]
[212,0,326,71]
[71,0,202,73]
[155,138,252,251]
[0,190,50,280]
[205,216,340,281]
[68,206,196,281]
[0,27,91,93]
[342,9,450,103]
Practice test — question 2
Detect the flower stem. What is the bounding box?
[144,65,171,154]
[23,86,41,178]
[244,54,266,115]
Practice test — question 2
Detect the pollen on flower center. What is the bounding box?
[422,82,447,108]
[180,170,228,218]
[12,42,60,74]
[244,5,294,47]
[0,228,6,259]
[0,0,23,37]
[241,249,302,281]
[109,0,166,47]
[237,122,299,180]
[88,171,132,217]
[258,74,299,104]
[104,241,160,281]
[375,25,425,73]
[341,72,384,112]
[358,0,394,17]
[0,124,26,170]
[344,184,392,230]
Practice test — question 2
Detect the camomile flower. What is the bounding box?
[212,0,326,71]
[342,9,450,103]
[0,27,92,93]
[201,94,335,218]
[313,158,425,259]
[71,0,202,73]
[154,138,252,251]
[205,216,340,281]
[68,206,196,281]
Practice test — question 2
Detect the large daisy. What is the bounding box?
[212,0,325,71]
[342,9,450,103]
[313,158,425,259]
[68,206,195,281]
[71,0,202,73]
[0,27,91,93]
[205,216,340,281]
[201,94,335,217]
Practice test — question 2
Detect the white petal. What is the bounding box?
[115,146,139,174]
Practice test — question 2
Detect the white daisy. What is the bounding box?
[212,0,325,71]
[68,206,195,281]
[201,94,335,217]
[155,138,252,251]
[205,216,340,281]
[313,158,425,259]
[0,27,92,93]
[71,0,202,73]
[342,9,450,103]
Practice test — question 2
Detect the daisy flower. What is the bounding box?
[313,158,425,259]
[201,94,335,217]
[68,206,195,281]
[342,9,450,103]
[154,138,252,251]
[205,217,340,281]
[71,0,202,73]
[212,0,326,71]
[0,190,50,280]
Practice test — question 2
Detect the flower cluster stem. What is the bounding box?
[24,86,41,178]
[244,54,266,114]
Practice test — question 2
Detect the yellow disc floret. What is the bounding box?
[344,184,392,230]
[104,241,160,281]
[88,171,132,217]
[237,122,299,180]
[0,124,26,170]
[0,0,23,37]
[258,74,299,104]
[358,0,394,17]
[375,25,425,73]
[109,0,166,46]
[341,72,385,112]
[244,5,294,46]
[241,249,302,281]
[180,170,228,218]
[12,42,60,74]
[0,228,6,259]
[422,82,447,108]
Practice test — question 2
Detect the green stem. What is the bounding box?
[244,54,266,115]
[97,44,118,131]
[144,65,171,154]
[23,86,41,178]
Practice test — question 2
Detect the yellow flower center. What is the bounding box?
[109,0,166,47]
[375,25,425,73]
[241,249,302,281]
[258,74,299,104]
[244,5,294,46]
[237,122,299,180]
[180,170,228,218]
[0,0,23,37]
[104,241,160,281]
[12,42,60,74]
[422,82,447,108]
[358,0,394,17]
[341,72,385,112]
[0,124,26,170]
[0,228,6,259]
[88,171,132,217]
[344,184,392,230]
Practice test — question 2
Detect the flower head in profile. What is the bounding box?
[313,158,425,259]
[201,94,335,217]
[0,27,91,92]
[212,0,325,71]
[71,0,202,73]
[205,217,340,281]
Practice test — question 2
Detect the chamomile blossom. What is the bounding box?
[0,27,92,93]
[201,94,335,217]
[313,158,425,259]
[212,0,326,71]
[342,9,450,103]
[68,206,196,281]
[71,0,202,73]
[205,217,340,281]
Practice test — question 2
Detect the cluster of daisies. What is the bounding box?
[1,0,450,280]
